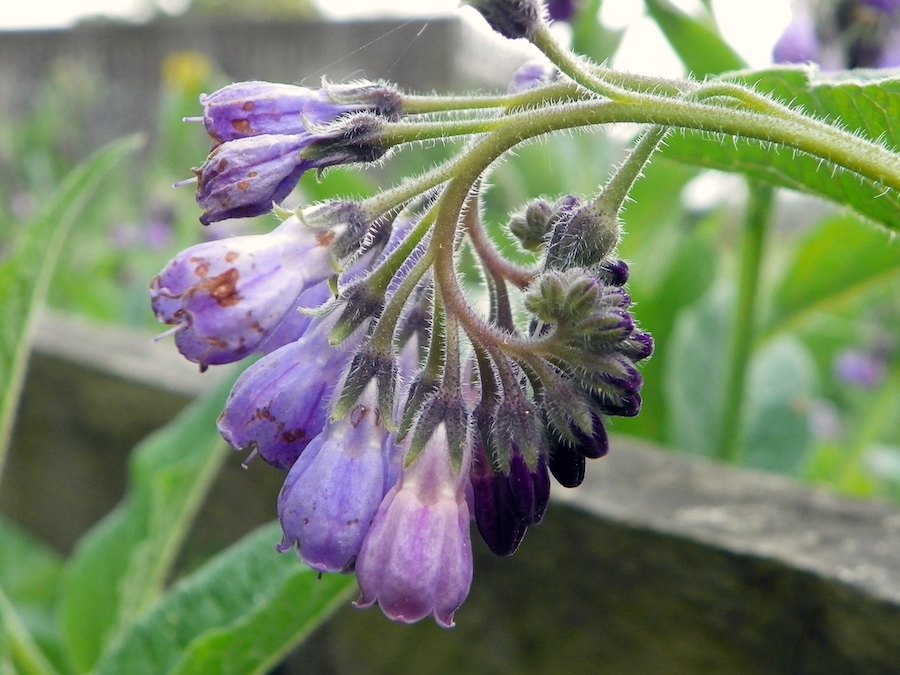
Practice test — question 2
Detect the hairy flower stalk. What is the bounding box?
[151,0,898,627]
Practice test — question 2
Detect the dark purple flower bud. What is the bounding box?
[356,424,473,627]
[546,0,579,23]
[277,385,392,573]
[773,8,821,64]
[194,133,313,224]
[218,316,361,470]
[598,258,630,286]
[507,450,551,524]
[546,437,585,488]
[199,81,359,145]
[568,410,609,459]
[508,59,558,94]
[596,355,644,397]
[620,330,655,362]
[469,411,529,556]
[596,391,642,418]
[150,215,336,368]
[465,0,543,40]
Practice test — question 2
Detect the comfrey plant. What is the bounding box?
[149,0,900,628]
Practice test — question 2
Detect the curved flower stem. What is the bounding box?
[401,81,584,114]
[367,208,436,294]
[598,125,670,215]
[527,24,900,190]
[381,98,900,192]
[719,182,774,464]
[368,244,435,357]
[463,202,535,290]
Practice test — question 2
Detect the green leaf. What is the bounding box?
[571,0,623,65]
[0,585,59,675]
[0,518,62,611]
[662,69,900,229]
[664,285,732,458]
[740,337,817,474]
[763,214,900,338]
[94,523,355,675]
[643,0,745,76]
[664,287,817,471]
[60,377,235,672]
[0,136,141,475]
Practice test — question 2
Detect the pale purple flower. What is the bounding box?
[508,59,558,93]
[355,424,473,627]
[200,81,357,145]
[277,385,393,573]
[150,215,337,368]
[218,316,362,470]
[773,7,821,64]
[834,349,887,390]
[194,133,314,225]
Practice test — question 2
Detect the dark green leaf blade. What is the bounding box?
[95,523,356,675]
[0,136,142,473]
[764,214,900,337]
[0,518,69,674]
[60,377,235,672]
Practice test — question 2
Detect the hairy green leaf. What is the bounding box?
[663,69,900,229]
[0,136,141,475]
[60,378,234,672]
[95,523,355,675]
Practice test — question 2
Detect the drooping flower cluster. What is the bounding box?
[774,0,900,69]
[153,0,657,628]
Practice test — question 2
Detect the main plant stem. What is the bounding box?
[719,183,773,464]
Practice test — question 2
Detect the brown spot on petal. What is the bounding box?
[198,267,240,307]
[225,251,239,262]
[232,119,252,135]
[242,101,255,111]
[316,230,336,247]
[254,407,276,422]
[216,158,229,172]
[190,256,210,278]
[237,180,251,191]
[282,429,307,443]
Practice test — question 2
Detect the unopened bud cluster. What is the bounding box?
[153,0,655,628]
